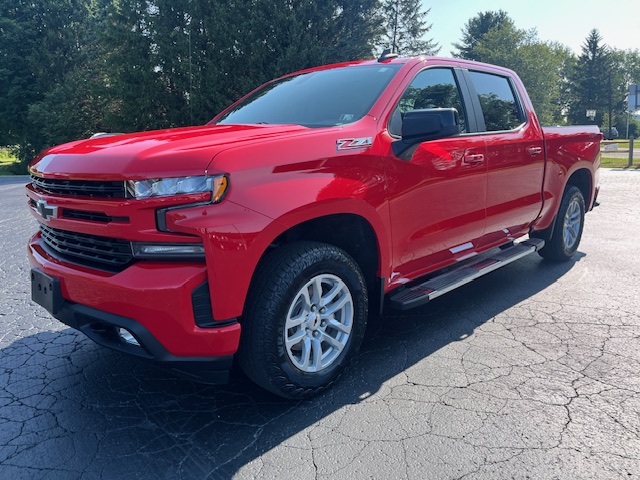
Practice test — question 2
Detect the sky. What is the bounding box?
[424,0,640,56]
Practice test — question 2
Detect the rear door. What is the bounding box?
[465,70,545,243]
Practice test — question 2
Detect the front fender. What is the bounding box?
[166,195,391,322]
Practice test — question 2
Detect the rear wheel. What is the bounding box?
[238,242,368,399]
[537,185,585,261]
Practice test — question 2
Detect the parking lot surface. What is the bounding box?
[1,170,639,479]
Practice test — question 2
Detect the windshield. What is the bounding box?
[213,64,402,128]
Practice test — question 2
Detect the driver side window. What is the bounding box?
[389,68,467,136]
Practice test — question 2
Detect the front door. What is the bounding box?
[384,67,488,285]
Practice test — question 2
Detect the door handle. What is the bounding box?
[462,153,484,166]
[527,146,543,156]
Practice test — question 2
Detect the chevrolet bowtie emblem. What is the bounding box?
[36,200,59,220]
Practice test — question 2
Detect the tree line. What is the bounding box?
[1,1,639,170]
[452,11,640,135]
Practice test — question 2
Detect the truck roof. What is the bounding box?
[283,56,519,82]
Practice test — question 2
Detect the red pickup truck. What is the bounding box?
[27,55,601,398]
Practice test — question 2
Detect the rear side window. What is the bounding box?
[468,71,525,132]
[389,68,467,136]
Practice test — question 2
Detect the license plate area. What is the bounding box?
[31,269,63,314]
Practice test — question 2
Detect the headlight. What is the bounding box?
[127,175,228,202]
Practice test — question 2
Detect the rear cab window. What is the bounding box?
[467,71,526,132]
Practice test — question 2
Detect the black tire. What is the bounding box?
[238,241,368,399]
[537,186,585,261]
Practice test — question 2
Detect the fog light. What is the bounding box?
[118,328,140,346]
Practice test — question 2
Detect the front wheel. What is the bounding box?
[537,185,585,261]
[238,242,368,399]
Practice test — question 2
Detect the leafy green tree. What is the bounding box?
[452,10,510,59]
[380,0,440,55]
[28,62,112,147]
[610,48,640,136]
[479,32,574,125]
[1,0,383,170]
[622,50,640,89]
[100,0,384,130]
[0,0,90,163]
[454,12,574,125]
[26,3,118,148]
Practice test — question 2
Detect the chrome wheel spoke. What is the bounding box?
[327,318,351,334]
[320,282,342,307]
[324,293,351,317]
[311,277,323,304]
[311,338,323,369]
[299,288,312,311]
[285,328,306,348]
[321,332,345,353]
[299,337,312,370]
[285,313,306,330]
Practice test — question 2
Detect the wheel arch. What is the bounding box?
[255,213,384,316]
[533,164,594,235]
[566,167,592,209]
[531,167,592,242]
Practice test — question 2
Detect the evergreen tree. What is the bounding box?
[380,0,440,56]
[567,29,610,126]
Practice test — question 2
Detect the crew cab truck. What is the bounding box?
[27,55,601,399]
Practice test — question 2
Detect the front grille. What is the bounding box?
[31,174,126,198]
[29,199,129,224]
[62,209,129,224]
[39,223,133,271]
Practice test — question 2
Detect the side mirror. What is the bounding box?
[392,108,460,157]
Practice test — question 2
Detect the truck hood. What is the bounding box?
[29,124,310,180]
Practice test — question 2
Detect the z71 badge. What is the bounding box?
[336,137,372,151]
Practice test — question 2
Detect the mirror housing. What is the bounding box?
[392,108,460,157]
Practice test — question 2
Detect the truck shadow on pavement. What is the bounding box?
[0,253,582,479]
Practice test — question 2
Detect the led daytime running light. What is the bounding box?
[131,242,205,258]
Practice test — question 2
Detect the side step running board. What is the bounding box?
[389,238,545,310]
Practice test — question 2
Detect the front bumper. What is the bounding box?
[28,234,242,384]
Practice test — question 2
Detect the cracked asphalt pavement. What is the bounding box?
[1,170,639,479]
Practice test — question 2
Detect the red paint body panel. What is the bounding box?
[482,69,546,240]
[27,235,241,357]
[26,56,600,365]
[535,126,602,230]
[383,132,488,286]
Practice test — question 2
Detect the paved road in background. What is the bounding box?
[603,149,640,159]
[1,170,639,479]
